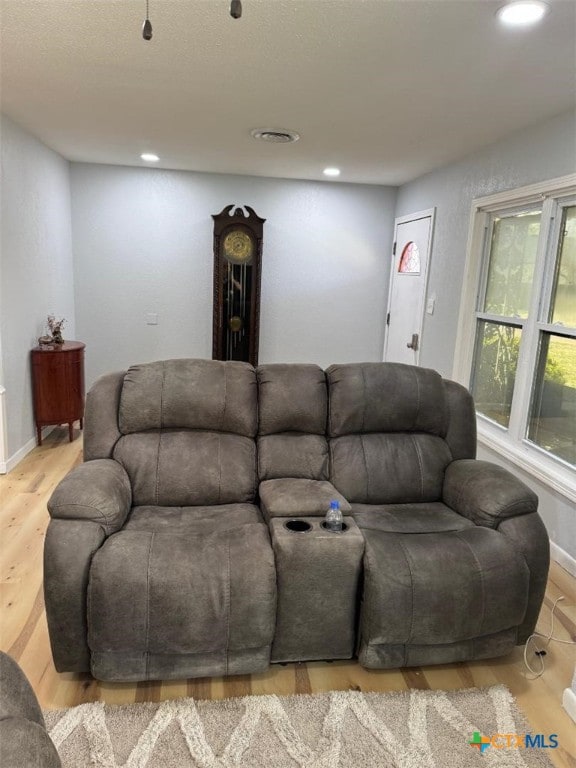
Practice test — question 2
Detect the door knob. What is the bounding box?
[407,333,419,351]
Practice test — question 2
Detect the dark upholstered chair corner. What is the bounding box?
[0,652,61,768]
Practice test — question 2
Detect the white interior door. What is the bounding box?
[383,209,435,365]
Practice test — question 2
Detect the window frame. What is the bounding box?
[453,173,576,503]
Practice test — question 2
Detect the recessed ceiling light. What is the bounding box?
[323,167,341,177]
[497,1,548,26]
[141,153,160,162]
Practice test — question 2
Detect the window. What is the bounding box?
[471,208,541,428]
[527,205,576,465]
[455,175,576,498]
[398,241,421,274]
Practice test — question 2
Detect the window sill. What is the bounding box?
[477,421,576,504]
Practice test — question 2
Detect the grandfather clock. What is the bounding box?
[212,205,265,366]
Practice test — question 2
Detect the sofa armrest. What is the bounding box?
[259,479,351,520]
[497,514,550,643]
[443,459,537,528]
[48,459,132,535]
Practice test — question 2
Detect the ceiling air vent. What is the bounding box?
[250,128,300,144]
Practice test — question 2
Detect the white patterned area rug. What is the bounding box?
[44,685,556,768]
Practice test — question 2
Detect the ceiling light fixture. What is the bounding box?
[141,0,243,38]
[323,167,341,177]
[497,1,548,26]
[141,153,159,162]
[142,0,153,40]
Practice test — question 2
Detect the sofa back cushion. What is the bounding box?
[327,363,474,504]
[257,364,328,480]
[112,359,257,506]
[119,359,257,437]
[114,431,256,506]
[443,379,477,460]
[327,363,447,437]
[330,433,452,504]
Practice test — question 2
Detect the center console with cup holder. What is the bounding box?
[269,516,364,663]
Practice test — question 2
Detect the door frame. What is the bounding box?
[383,207,436,365]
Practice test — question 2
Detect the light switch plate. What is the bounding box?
[145,312,158,325]
[426,297,435,315]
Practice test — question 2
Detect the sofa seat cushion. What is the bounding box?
[361,526,529,648]
[352,502,475,534]
[124,504,262,534]
[87,522,276,681]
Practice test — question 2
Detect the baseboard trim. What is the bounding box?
[0,427,54,474]
[550,541,576,578]
[562,687,576,724]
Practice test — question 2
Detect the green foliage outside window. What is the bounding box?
[473,324,568,428]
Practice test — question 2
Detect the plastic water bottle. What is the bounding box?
[325,500,343,532]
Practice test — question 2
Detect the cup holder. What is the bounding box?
[321,521,349,533]
[284,519,312,533]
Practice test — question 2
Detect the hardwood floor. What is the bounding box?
[1,427,575,767]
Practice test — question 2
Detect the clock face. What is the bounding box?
[223,229,254,264]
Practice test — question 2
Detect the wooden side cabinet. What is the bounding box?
[31,341,85,445]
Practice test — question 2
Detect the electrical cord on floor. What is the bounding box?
[523,596,576,679]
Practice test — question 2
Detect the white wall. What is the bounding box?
[0,115,75,466]
[70,164,397,385]
[394,109,576,565]
[395,109,576,378]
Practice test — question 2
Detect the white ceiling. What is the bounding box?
[1,0,575,185]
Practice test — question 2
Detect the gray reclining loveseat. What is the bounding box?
[44,359,549,681]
